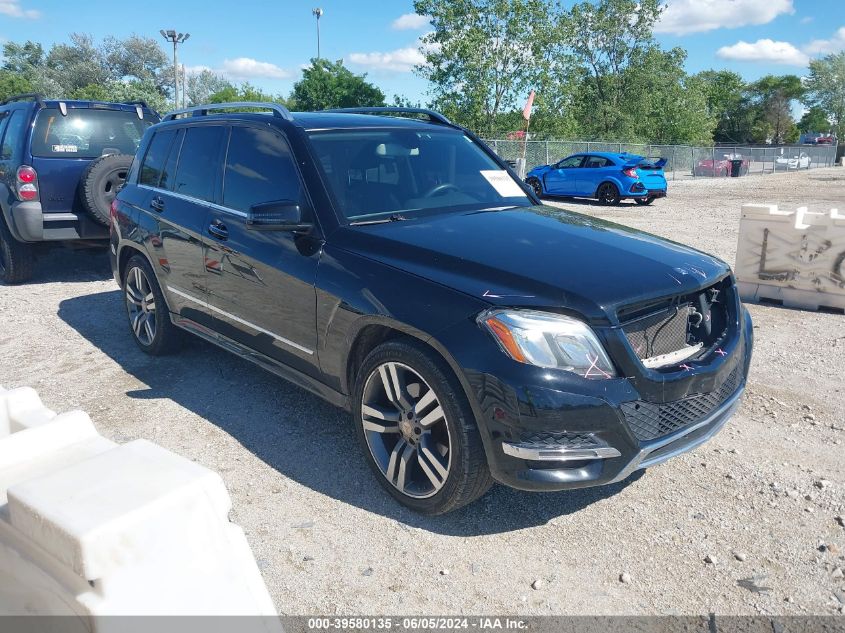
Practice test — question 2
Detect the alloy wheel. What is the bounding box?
[529,179,543,197]
[125,266,157,346]
[361,361,452,499]
[598,183,619,205]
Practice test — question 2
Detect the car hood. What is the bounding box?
[331,205,730,324]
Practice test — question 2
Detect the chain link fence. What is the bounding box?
[481,138,840,180]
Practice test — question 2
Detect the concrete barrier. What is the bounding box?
[735,204,845,312]
[0,385,281,628]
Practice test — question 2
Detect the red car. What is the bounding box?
[694,153,750,177]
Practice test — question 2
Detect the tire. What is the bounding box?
[0,218,35,284]
[596,182,620,206]
[122,254,181,355]
[634,196,654,206]
[353,339,493,515]
[526,177,543,198]
[81,154,133,226]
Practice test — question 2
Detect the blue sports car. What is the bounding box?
[525,152,668,205]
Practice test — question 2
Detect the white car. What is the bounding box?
[775,152,811,169]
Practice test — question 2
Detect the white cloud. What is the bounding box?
[716,39,809,66]
[391,13,431,30]
[804,26,845,55]
[0,0,40,19]
[348,46,426,73]
[655,0,793,35]
[800,16,813,25]
[218,57,291,80]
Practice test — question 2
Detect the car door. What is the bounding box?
[138,124,225,330]
[203,123,321,378]
[576,155,610,196]
[542,155,584,195]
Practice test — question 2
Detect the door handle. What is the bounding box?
[150,196,165,212]
[208,220,229,241]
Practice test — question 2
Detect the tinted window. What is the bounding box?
[223,126,301,213]
[173,126,224,202]
[557,155,584,168]
[584,156,611,168]
[0,115,10,154]
[0,111,24,160]
[159,129,184,191]
[31,108,153,158]
[139,129,176,187]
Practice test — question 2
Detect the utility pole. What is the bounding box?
[160,30,190,109]
[182,64,187,108]
[312,8,323,60]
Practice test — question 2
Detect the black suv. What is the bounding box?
[111,103,753,515]
[0,94,158,283]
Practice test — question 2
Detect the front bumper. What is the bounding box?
[438,298,753,493]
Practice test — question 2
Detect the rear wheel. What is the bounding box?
[123,255,181,355]
[81,154,133,226]
[353,339,492,515]
[634,196,654,206]
[596,182,620,206]
[0,219,35,284]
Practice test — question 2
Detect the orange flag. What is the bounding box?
[522,90,536,121]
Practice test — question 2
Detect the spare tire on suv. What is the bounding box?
[80,153,134,225]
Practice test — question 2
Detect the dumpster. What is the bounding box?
[730,159,744,177]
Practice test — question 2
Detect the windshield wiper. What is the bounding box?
[349,213,408,226]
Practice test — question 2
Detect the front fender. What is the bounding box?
[315,244,490,396]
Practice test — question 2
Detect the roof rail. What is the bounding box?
[162,101,294,122]
[322,107,453,125]
[123,100,150,109]
[0,93,44,106]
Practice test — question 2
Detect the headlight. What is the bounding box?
[479,309,616,379]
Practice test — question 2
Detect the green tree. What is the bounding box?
[692,70,753,143]
[2,41,44,76]
[290,59,384,111]
[563,0,664,139]
[626,48,714,144]
[798,106,831,133]
[187,70,233,106]
[804,52,845,138]
[748,75,803,144]
[0,70,33,101]
[414,0,553,131]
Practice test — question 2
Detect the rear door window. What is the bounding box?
[173,126,225,202]
[139,129,176,187]
[31,108,153,158]
[222,126,302,213]
[0,111,25,160]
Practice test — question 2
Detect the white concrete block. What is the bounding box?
[735,204,845,312]
[0,385,281,625]
[0,386,56,436]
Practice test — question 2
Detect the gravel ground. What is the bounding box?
[1,168,844,616]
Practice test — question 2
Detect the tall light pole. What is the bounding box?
[312,8,323,60]
[160,30,190,109]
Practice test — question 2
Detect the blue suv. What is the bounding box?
[0,93,159,283]
[526,152,667,205]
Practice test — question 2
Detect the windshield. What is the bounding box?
[31,108,154,158]
[307,128,532,221]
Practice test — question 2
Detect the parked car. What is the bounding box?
[0,93,159,283]
[694,153,750,177]
[775,152,811,170]
[111,104,752,515]
[525,152,667,205]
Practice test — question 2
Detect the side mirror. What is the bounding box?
[247,200,313,233]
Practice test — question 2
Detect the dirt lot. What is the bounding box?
[1,168,844,616]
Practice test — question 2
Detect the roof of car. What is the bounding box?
[290,111,454,131]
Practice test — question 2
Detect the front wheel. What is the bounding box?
[526,177,543,198]
[353,339,492,515]
[634,196,654,206]
[596,182,620,206]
